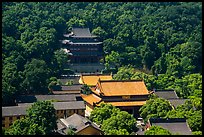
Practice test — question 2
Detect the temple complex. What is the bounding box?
[62,28,104,73]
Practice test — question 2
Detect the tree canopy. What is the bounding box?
[139,98,173,121]
[4,101,57,135]
[144,125,172,135]
[2,2,202,106]
[90,103,137,135]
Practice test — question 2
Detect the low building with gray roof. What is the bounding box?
[153,89,179,99]
[57,113,102,135]
[168,98,190,108]
[149,118,192,135]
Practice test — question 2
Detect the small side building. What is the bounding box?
[153,89,190,109]
[2,106,27,128]
[57,113,102,135]
[148,118,192,135]
[2,101,86,128]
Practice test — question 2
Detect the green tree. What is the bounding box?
[53,49,68,75]
[2,62,20,105]
[187,110,202,132]
[101,111,136,135]
[4,117,45,135]
[92,26,107,40]
[105,51,121,70]
[26,100,57,134]
[144,125,172,135]
[139,98,173,121]
[22,59,50,94]
[89,103,120,125]
[80,84,92,95]
[192,131,202,135]
[66,128,76,135]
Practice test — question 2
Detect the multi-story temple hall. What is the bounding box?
[62,28,105,73]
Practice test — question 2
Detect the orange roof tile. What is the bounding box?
[80,93,101,105]
[79,74,112,86]
[98,80,149,96]
[98,101,146,107]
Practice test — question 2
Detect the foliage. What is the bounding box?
[144,125,172,135]
[113,66,156,90]
[4,100,57,135]
[192,131,202,135]
[186,110,202,132]
[165,100,202,132]
[48,77,62,91]
[4,117,45,135]
[101,111,136,135]
[2,2,202,106]
[80,84,92,95]
[66,128,76,135]
[89,103,120,125]
[90,103,136,135]
[22,59,50,94]
[139,98,172,121]
[26,100,57,134]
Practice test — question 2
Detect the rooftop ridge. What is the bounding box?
[81,73,112,76]
[150,118,187,123]
[99,79,144,82]
[154,89,175,91]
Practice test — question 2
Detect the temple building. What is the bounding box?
[62,28,104,73]
[81,79,150,118]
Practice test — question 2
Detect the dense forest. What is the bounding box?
[2,2,202,108]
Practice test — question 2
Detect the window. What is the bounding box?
[2,117,5,121]
[2,124,5,127]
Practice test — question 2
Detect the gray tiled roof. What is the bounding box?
[2,106,27,116]
[150,118,192,135]
[154,89,179,99]
[15,94,77,103]
[71,28,97,38]
[3,101,85,117]
[168,99,189,108]
[17,101,85,110]
[53,101,85,110]
[61,85,82,91]
[58,113,101,133]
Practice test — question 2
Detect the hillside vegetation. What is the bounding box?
[2,2,202,106]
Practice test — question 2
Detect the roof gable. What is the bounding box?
[79,74,112,86]
[72,28,92,37]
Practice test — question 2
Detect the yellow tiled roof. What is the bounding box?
[98,101,146,107]
[99,80,149,96]
[80,94,101,105]
[79,74,112,86]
